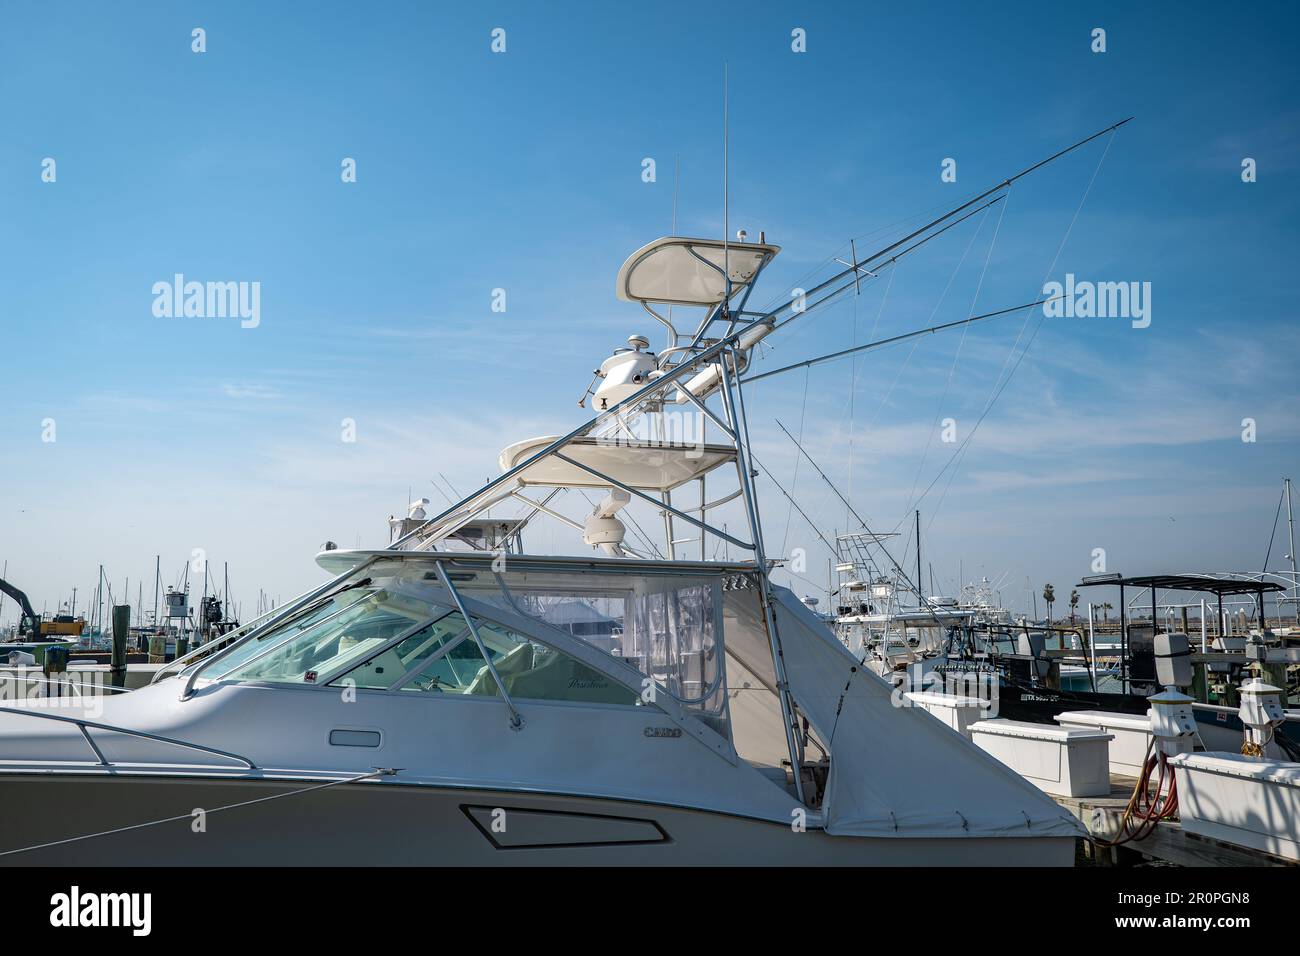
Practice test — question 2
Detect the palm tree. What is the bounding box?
[1042,583,1055,624]
[1069,589,1080,623]
[1102,601,1113,625]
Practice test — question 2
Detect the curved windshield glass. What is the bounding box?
[336,612,471,691]
[212,589,444,684]
[198,585,377,680]
[465,621,639,706]
[331,610,640,705]
[203,581,641,707]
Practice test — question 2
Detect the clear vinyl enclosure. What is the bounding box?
[193,559,731,728]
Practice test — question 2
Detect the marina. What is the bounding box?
[3,116,1299,871]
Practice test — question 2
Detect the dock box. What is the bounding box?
[1054,709,1193,777]
[1170,752,1300,862]
[1053,710,1167,778]
[903,691,990,738]
[970,718,1113,797]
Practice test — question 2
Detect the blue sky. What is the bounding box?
[1,1,1297,623]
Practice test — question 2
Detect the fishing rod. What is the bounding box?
[744,292,1067,386]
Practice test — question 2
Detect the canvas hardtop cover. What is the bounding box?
[726,586,1082,839]
[616,237,780,306]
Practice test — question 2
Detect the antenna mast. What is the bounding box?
[722,62,730,309]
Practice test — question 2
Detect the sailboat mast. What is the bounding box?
[916,509,923,604]
[201,561,209,644]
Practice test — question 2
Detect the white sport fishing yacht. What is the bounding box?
[0,122,1132,862]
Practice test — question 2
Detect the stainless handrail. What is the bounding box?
[0,705,258,770]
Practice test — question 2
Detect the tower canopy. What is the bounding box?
[616,237,780,306]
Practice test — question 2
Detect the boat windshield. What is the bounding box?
[200,580,643,706]
[196,584,381,680]
[201,586,429,683]
[328,610,642,705]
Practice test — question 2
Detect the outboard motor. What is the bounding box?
[1153,632,1192,688]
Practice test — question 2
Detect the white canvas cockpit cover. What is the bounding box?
[730,586,1083,840]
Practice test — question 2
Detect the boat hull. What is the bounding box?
[0,772,1072,866]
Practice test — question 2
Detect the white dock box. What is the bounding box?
[970,719,1113,797]
[1054,710,1167,778]
[903,691,990,738]
[1171,753,1300,861]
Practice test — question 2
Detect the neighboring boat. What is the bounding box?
[932,572,1300,759]
[832,540,1011,684]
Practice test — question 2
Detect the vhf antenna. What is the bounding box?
[722,61,730,311]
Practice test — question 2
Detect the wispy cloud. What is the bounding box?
[222,382,283,401]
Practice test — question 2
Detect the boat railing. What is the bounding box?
[0,704,258,771]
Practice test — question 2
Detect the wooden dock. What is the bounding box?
[1053,776,1296,867]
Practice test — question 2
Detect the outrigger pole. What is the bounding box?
[743,292,1068,386]
[754,116,1134,330]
